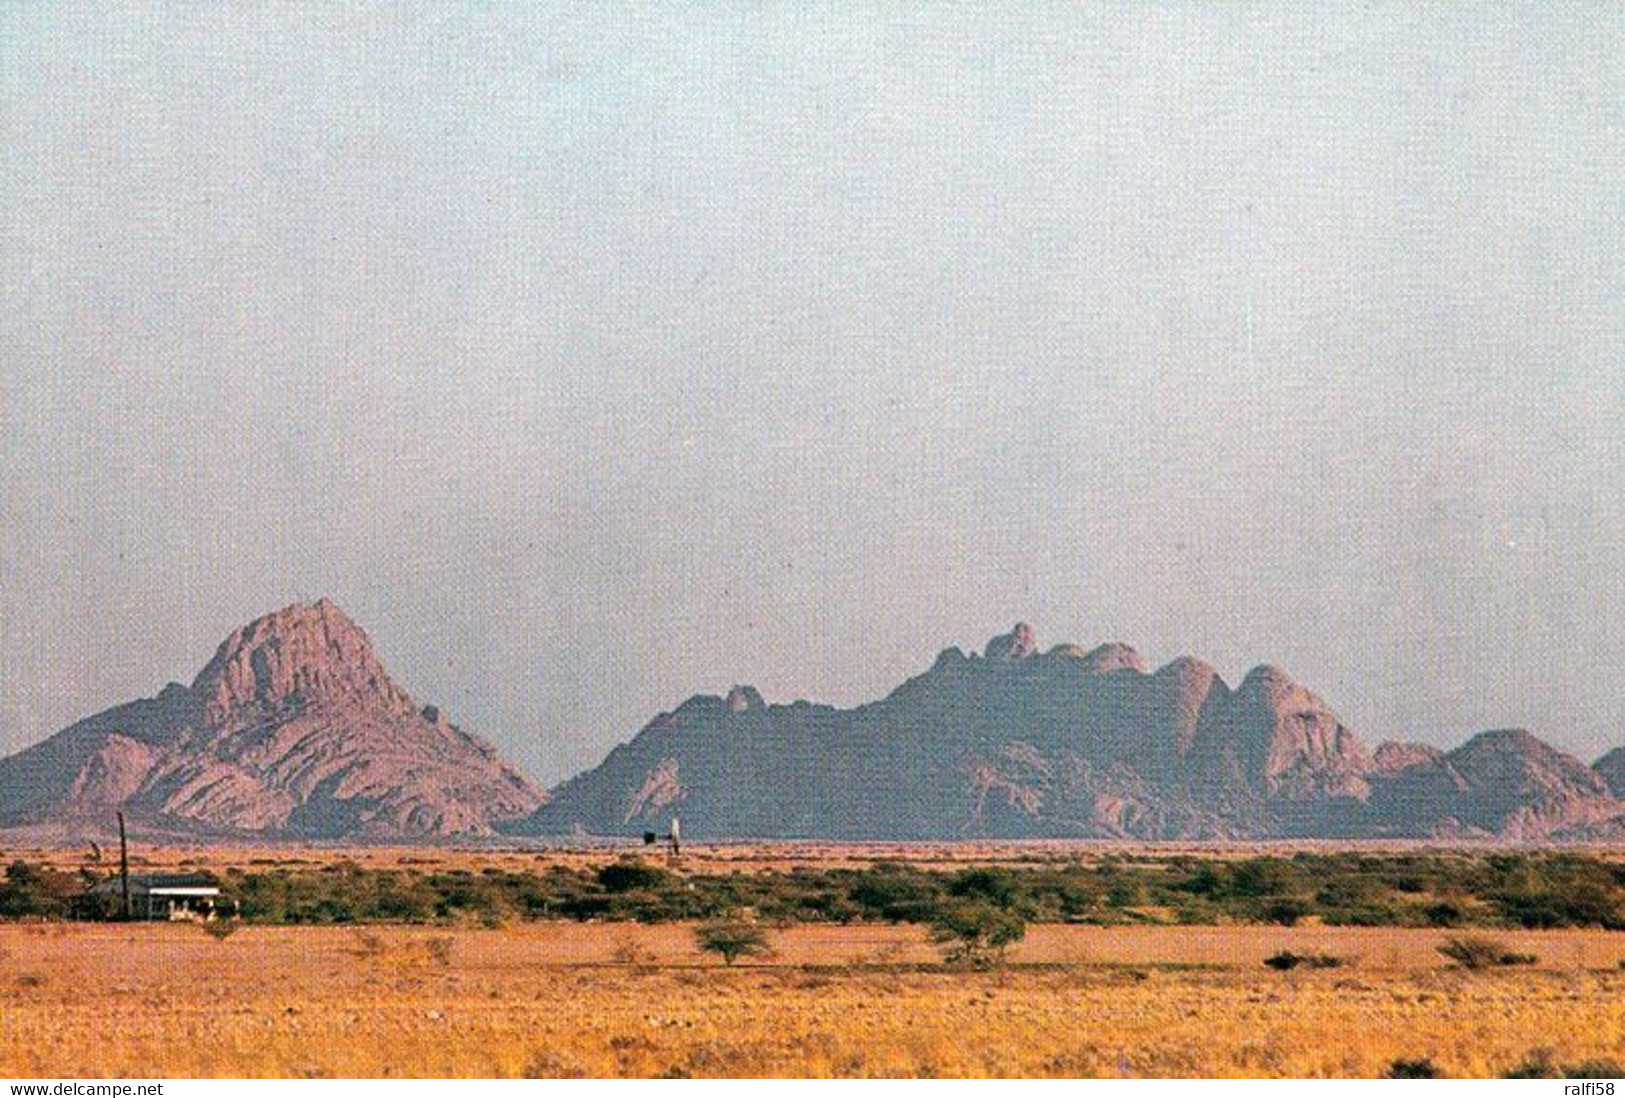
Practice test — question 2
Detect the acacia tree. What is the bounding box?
[695,920,771,966]
[929,901,1026,968]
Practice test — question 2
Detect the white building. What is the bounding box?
[91,873,226,921]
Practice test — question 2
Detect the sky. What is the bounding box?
[1,3,1622,784]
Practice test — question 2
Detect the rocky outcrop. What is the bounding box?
[984,623,1039,662]
[0,601,544,839]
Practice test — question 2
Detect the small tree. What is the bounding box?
[929,901,1026,968]
[1437,936,1536,969]
[201,918,239,940]
[695,920,770,966]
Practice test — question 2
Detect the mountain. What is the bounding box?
[0,600,544,840]
[5,613,1620,844]
[1366,730,1621,839]
[515,623,1625,842]
[1596,748,1625,798]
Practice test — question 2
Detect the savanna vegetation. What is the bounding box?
[3,847,1625,1076]
[4,851,1622,931]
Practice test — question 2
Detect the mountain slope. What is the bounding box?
[0,600,544,839]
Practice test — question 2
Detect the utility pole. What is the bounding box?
[642,816,683,867]
[117,811,131,921]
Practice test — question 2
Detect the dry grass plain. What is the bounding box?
[15,838,1623,876]
[4,920,1624,1078]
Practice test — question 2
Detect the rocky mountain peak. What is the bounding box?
[1448,728,1609,793]
[726,685,766,713]
[1237,664,1295,692]
[1076,642,1148,675]
[190,599,415,726]
[1193,661,1372,802]
[985,623,1038,662]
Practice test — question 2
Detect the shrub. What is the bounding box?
[929,901,1026,968]
[0,862,81,919]
[1505,1050,1561,1078]
[947,867,1019,907]
[1261,899,1311,926]
[847,868,944,923]
[201,919,239,940]
[1387,1057,1444,1079]
[1424,901,1465,927]
[1437,936,1537,969]
[1104,877,1146,908]
[694,921,770,966]
[597,861,670,894]
[1493,881,1624,929]
[1506,1051,1625,1079]
[1567,1060,1625,1079]
[1230,858,1301,898]
[1263,951,1343,971]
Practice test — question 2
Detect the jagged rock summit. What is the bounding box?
[515,622,1625,842]
[0,600,544,839]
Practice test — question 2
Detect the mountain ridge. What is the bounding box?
[515,622,1625,843]
[2,611,1621,843]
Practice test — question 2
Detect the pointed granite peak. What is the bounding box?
[190,599,415,725]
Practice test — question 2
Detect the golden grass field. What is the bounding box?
[3,919,1624,1078]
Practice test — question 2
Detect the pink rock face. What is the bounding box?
[66,734,156,807]
[1153,656,1227,758]
[192,599,416,726]
[625,758,684,822]
[0,600,545,839]
[964,742,1051,828]
[725,685,765,713]
[1194,665,1373,800]
[8,611,1624,843]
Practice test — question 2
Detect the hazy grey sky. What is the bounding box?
[2,3,1622,783]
